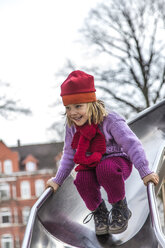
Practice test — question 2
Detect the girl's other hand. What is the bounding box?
[142,173,159,186]
[46,178,60,192]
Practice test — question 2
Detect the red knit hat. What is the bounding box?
[60,70,96,106]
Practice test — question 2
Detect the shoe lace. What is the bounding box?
[83,212,94,224]
[83,209,109,225]
[109,207,126,221]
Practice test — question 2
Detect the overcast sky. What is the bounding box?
[0,0,100,147]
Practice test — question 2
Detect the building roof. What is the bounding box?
[11,142,64,171]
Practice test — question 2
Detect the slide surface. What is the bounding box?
[23,100,165,248]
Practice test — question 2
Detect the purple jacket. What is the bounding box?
[53,112,152,185]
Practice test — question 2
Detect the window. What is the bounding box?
[1,234,13,248]
[22,207,31,224]
[26,161,36,171]
[0,184,10,201]
[0,161,2,173]
[14,208,18,224]
[35,179,45,197]
[0,208,12,224]
[12,185,16,199]
[15,236,20,248]
[20,181,31,199]
[4,160,13,174]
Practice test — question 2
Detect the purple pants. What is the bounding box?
[74,156,132,211]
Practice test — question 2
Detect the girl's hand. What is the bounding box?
[46,178,60,192]
[142,173,159,186]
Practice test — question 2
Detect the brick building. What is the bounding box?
[0,140,63,248]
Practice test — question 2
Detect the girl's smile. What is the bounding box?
[65,103,88,126]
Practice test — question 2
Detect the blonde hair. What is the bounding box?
[66,100,108,127]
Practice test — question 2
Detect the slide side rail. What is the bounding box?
[22,188,53,248]
[147,181,165,248]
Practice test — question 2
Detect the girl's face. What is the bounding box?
[65,103,88,126]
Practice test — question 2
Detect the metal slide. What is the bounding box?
[22,100,165,248]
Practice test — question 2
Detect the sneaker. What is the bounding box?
[109,198,132,234]
[83,200,109,235]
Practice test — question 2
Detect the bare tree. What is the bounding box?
[78,0,165,115]
[62,0,165,117]
[0,80,31,118]
[51,0,165,139]
[156,0,165,26]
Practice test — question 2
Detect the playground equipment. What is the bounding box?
[22,100,165,248]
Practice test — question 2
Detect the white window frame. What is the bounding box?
[20,181,31,199]
[0,208,12,225]
[35,179,45,197]
[0,183,10,201]
[1,234,13,248]
[22,206,31,224]
[4,160,13,174]
[12,185,16,199]
[14,208,18,224]
[26,161,36,172]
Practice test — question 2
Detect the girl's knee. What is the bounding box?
[74,172,85,187]
[97,162,120,175]
[74,171,98,188]
[96,163,123,185]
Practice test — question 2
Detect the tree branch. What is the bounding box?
[97,85,143,112]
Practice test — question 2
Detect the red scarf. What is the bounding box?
[71,123,106,171]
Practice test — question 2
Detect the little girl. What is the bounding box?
[47,70,159,235]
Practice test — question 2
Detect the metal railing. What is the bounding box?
[22,151,165,248]
[147,182,165,248]
[162,179,165,226]
[21,187,53,248]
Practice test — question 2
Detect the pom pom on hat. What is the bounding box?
[60,70,96,106]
